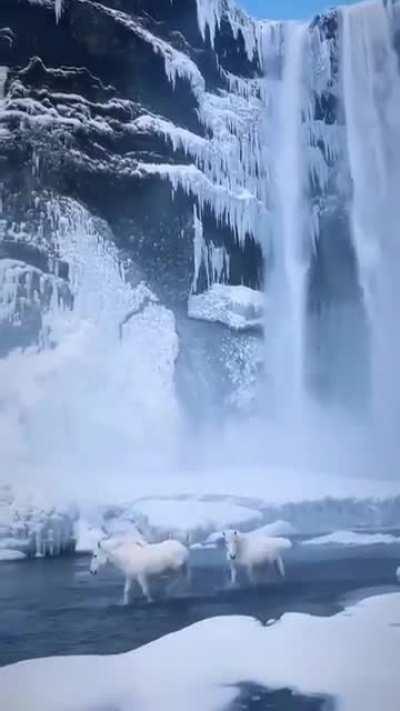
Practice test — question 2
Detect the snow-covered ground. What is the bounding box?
[1,592,399,711]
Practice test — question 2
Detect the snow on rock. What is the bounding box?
[129,498,262,543]
[1,593,400,711]
[304,530,400,547]
[77,1,268,257]
[189,283,263,330]
[0,484,77,558]
[92,2,205,97]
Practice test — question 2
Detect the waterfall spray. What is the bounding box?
[342,1,400,471]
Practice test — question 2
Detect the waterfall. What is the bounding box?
[342,1,400,469]
[263,22,310,420]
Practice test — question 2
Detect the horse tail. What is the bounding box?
[182,560,192,586]
[275,555,285,578]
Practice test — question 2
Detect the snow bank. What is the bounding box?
[1,592,400,711]
[189,284,263,330]
[130,498,262,542]
[304,530,400,547]
[0,549,26,562]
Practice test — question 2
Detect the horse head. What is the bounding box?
[222,530,240,560]
[89,540,109,575]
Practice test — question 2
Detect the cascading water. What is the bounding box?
[262,21,310,421]
[255,1,400,478]
[342,0,400,472]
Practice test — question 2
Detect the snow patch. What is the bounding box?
[0,549,26,562]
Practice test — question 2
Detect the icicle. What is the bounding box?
[0,66,8,103]
[192,204,204,293]
[139,162,269,247]
[55,0,63,23]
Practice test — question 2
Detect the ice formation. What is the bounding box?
[0,484,76,558]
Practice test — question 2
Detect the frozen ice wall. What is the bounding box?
[0,199,181,498]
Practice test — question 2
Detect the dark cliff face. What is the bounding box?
[0,0,262,329]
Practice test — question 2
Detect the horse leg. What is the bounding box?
[229,562,238,587]
[138,573,152,602]
[275,555,285,578]
[183,562,192,588]
[123,577,132,606]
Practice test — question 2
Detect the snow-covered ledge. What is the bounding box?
[189,284,264,330]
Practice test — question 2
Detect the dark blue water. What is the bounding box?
[0,547,398,710]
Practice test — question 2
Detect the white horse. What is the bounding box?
[90,537,190,603]
[222,530,292,586]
